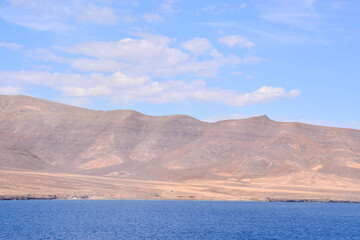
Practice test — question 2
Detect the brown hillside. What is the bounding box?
[1,94,360,201]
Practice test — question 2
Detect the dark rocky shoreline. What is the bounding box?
[1,195,359,203]
[266,198,360,203]
[0,195,89,200]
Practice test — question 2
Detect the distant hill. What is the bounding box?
[1,94,360,202]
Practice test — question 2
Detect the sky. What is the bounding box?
[0,0,359,129]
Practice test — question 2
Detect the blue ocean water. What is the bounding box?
[1,200,360,240]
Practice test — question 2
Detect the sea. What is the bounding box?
[1,200,360,239]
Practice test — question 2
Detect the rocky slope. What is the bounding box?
[1,94,360,201]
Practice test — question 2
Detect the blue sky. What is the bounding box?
[0,0,359,129]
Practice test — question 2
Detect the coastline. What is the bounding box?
[1,194,359,203]
[2,170,360,204]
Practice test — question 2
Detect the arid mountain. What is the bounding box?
[1,94,360,201]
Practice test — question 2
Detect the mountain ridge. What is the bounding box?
[2,94,358,131]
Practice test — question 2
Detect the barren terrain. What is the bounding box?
[1,95,360,202]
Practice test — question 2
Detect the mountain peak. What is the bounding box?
[250,115,272,121]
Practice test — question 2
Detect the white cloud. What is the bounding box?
[0,86,22,95]
[234,86,298,105]
[202,4,230,15]
[69,58,128,72]
[58,34,241,77]
[231,72,253,79]
[0,0,74,31]
[0,71,300,106]
[160,0,179,13]
[232,71,244,75]
[27,48,128,72]
[219,35,256,48]
[202,2,247,14]
[198,21,240,28]
[143,13,164,23]
[25,35,265,78]
[27,48,66,63]
[288,89,301,97]
[60,35,179,60]
[329,1,347,10]
[61,86,113,97]
[181,38,212,55]
[192,85,299,107]
[17,34,278,107]
[240,3,247,9]
[0,70,86,87]
[242,55,266,64]
[242,27,314,45]
[257,0,322,31]
[0,42,23,50]
[0,0,131,31]
[78,4,116,25]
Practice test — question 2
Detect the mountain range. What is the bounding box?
[1,94,360,202]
